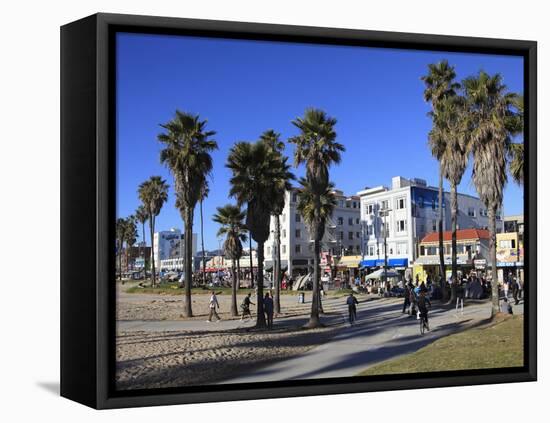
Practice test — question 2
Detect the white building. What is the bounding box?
[153,228,197,271]
[357,176,502,270]
[263,188,361,277]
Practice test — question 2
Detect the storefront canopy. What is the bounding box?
[336,255,362,268]
[364,268,400,280]
[360,258,408,268]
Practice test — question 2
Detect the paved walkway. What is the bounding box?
[219,298,496,383]
[117,292,525,383]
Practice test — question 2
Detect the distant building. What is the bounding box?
[152,228,197,272]
[263,188,361,277]
[357,176,502,275]
[415,228,491,282]
[497,215,524,284]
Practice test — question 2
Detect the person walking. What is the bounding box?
[240,292,254,321]
[503,280,509,299]
[456,280,465,315]
[206,290,221,322]
[418,290,432,329]
[263,292,274,329]
[409,282,418,318]
[346,292,359,324]
[402,280,411,313]
[512,277,520,305]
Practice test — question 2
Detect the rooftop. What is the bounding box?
[420,228,490,244]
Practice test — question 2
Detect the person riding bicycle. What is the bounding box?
[417,289,431,327]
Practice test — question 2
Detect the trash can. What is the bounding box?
[298,292,305,303]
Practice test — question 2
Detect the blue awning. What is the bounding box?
[360,258,408,268]
[360,259,377,268]
[389,258,408,267]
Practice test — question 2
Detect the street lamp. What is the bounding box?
[379,208,392,289]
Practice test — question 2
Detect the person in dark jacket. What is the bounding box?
[403,281,411,313]
[346,292,359,324]
[418,290,431,327]
[240,292,254,321]
[263,292,274,329]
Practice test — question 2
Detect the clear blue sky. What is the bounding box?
[116,32,524,251]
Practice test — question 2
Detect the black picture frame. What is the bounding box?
[61,12,537,409]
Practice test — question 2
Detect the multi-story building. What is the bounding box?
[497,215,524,284]
[263,188,361,277]
[415,228,491,281]
[153,228,197,272]
[357,176,502,273]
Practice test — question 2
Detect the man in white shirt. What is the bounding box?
[207,291,221,322]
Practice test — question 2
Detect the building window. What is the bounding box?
[353,201,357,208]
[295,229,301,238]
[292,192,298,202]
[369,246,374,256]
[337,216,344,225]
[396,198,405,209]
[355,218,360,225]
[348,232,354,240]
[432,220,437,232]
[418,196,424,208]
[356,232,360,239]
[420,246,425,256]
[295,213,301,222]
[339,231,344,240]
[499,239,516,249]
[282,245,286,254]
[295,244,301,253]
[348,217,353,225]
[339,200,344,207]
[282,229,286,238]
[468,207,475,217]
[381,200,389,210]
[397,220,407,232]
[367,203,374,214]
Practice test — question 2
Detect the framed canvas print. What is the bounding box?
[60,13,537,409]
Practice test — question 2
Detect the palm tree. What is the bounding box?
[227,141,293,328]
[138,176,169,287]
[260,129,287,314]
[158,110,218,317]
[509,97,525,186]
[296,178,337,325]
[463,71,522,315]
[213,204,248,316]
[116,218,127,280]
[289,108,344,328]
[135,205,149,274]
[123,216,138,273]
[198,181,210,286]
[432,95,469,302]
[422,60,460,297]
[248,228,254,289]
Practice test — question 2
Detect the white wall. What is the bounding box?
[3,1,546,422]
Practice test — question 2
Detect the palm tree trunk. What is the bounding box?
[231,261,238,316]
[488,207,499,316]
[200,199,207,287]
[306,237,322,328]
[437,169,446,299]
[117,240,122,280]
[183,208,194,317]
[150,216,156,287]
[255,242,266,328]
[249,236,254,289]
[141,223,146,277]
[274,215,282,314]
[237,259,241,288]
[449,182,458,303]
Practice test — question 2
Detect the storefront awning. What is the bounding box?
[336,255,362,268]
[360,258,408,268]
